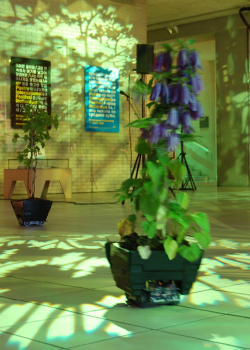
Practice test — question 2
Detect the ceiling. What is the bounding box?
[147,0,250,29]
[147,0,250,61]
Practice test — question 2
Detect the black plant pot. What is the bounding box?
[105,242,202,307]
[11,198,52,226]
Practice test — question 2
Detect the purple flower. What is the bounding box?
[140,128,150,140]
[168,84,174,100]
[189,94,197,111]
[190,101,203,120]
[190,74,203,95]
[177,49,189,70]
[163,51,172,72]
[149,124,161,143]
[166,108,179,129]
[159,123,167,139]
[181,111,193,133]
[179,84,190,105]
[195,74,203,91]
[150,83,162,102]
[171,84,181,103]
[160,83,169,104]
[190,51,203,71]
[167,132,180,151]
[154,53,164,72]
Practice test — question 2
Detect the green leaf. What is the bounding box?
[186,39,196,45]
[135,138,151,155]
[126,118,154,128]
[164,237,178,260]
[131,187,144,197]
[178,243,201,262]
[177,38,184,46]
[158,156,169,166]
[141,220,157,238]
[143,180,154,194]
[127,214,136,223]
[17,154,24,163]
[179,133,201,142]
[161,43,174,51]
[132,80,149,94]
[190,212,210,232]
[139,193,160,216]
[146,161,165,186]
[146,101,156,109]
[176,192,189,209]
[156,205,167,229]
[147,78,154,90]
[144,213,155,222]
[24,159,31,168]
[193,230,212,250]
[121,178,142,190]
[156,148,170,166]
[168,159,186,188]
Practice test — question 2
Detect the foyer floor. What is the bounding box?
[0,187,250,350]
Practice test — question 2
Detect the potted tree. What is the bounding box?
[105,40,211,306]
[11,105,59,226]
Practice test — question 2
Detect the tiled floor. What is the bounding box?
[0,187,250,350]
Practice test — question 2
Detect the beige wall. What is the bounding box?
[0,0,147,195]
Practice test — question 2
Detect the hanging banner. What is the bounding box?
[85,66,119,132]
[10,57,51,129]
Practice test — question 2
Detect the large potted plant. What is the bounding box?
[11,105,59,226]
[106,40,211,306]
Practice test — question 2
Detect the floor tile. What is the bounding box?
[179,287,250,314]
[68,329,247,350]
[84,302,220,329]
[160,314,250,348]
[0,277,81,301]
[0,313,149,348]
[0,330,64,350]
[0,189,250,350]
[0,297,73,328]
[34,288,126,312]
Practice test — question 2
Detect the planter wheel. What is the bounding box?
[137,290,149,307]
[125,291,149,307]
[23,221,45,227]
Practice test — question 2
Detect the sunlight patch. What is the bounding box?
[0,249,19,259]
[72,257,109,277]
[0,260,48,277]
[216,257,250,270]
[199,258,224,274]
[57,242,74,250]
[105,322,132,337]
[234,298,250,307]
[209,334,241,347]
[47,313,74,340]
[0,288,10,294]
[96,295,126,307]
[189,289,226,306]
[82,309,106,333]
[49,252,85,266]
[1,303,35,330]
[7,240,26,247]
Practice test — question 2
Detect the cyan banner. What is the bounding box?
[85,66,119,132]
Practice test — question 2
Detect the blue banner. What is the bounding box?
[85,66,119,132]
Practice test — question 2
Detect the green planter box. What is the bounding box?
[11,198,52,226]
[105,242,202,305]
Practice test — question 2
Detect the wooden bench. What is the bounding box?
[4,168,72,199]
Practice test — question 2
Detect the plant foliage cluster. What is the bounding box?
[12,106,59,198]
[116,40,211,262]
